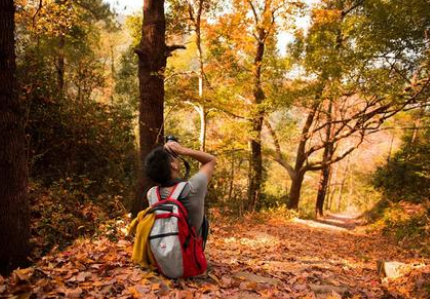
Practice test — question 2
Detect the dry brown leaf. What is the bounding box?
[76,271,91,282]
[13,268,34,282]
[65,287,83,298]
[200,283,218,293]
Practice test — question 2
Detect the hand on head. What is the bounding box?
[164,141,189,156]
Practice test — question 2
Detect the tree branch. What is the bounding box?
[33,0,44,27]
[166,45,187,57]
[247,0,259,24]
[263,119,296,179]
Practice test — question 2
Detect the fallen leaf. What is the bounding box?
[65,287,82,298]
[13,268,34,282]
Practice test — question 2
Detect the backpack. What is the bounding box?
[147,182,207,278]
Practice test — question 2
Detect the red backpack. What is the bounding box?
[147,182,207,278]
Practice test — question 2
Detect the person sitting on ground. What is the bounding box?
[144,141,216,247]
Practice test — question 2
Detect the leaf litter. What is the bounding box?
[0,213,428,298]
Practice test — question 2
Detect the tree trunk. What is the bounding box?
[315,100,334,217]
[197,31,206,152]
[248,117,263,210]
[336,154,351,211]
[0,0,30,276]
[198,105,206,151]
[132,0,167,216]
[57,34,65,95]
[326,163,338,210]
[247,32,265,211]
[287,100,321,209]
[192,0,207,152]
[316,164,331,217]
[228,152,235,201]
[288,171,305,210]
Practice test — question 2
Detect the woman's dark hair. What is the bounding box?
[144,146,172,184]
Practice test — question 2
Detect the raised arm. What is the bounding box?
[164,142,216,181]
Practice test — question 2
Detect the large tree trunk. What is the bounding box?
[288,170,305,210]
[315,100,334,217]
[0,0,30,275]
[131,0,167,216]
[287,101,321,209]
[247,31,265,211]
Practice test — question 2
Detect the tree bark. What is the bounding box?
[288,170,305,210]
[315,100,334,217]
[132,0,167,216]
[0,0,30,275]
[315,162,332,217]
[247,30,265,211]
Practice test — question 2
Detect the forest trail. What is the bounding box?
[1,214,428,299]
[207,213,427,298]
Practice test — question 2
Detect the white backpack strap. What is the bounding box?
[169,182,188,200]
[147,186,160,206]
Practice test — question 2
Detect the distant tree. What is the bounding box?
[185,0,211,152]
[269,0,430,213]
[201,0,298,211]
[23,0,114,101]
[0,0,30,275]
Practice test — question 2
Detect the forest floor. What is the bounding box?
[1,213,429,299]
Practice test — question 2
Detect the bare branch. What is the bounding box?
[164,71,198,82]
[341,0,365,18]
[166,44,187,57]
[305,135,364,171]
[187,0,195,23]
[247,0,259,24]
[264,119,282,157]
[33,0,43,27]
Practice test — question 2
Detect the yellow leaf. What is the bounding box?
[13,268,34,282]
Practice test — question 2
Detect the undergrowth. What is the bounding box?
[28,181,128,261]
[366,200,430,256]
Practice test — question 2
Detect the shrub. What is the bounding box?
[28,181,127,260]
[373,129,430,203]
[27,97,137,200]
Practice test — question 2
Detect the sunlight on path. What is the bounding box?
[291,217,352,232]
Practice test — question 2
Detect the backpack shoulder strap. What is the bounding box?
[168,182,188,200]
[147,186,160,206]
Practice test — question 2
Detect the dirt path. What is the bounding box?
[206,214,426,298]
[1,214,428,298]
